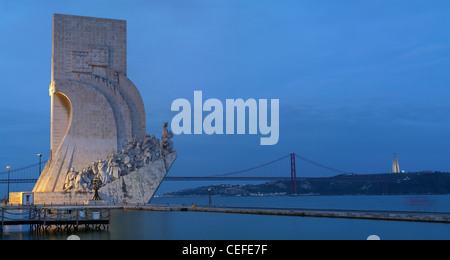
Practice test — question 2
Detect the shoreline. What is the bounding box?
[3,203,448,224]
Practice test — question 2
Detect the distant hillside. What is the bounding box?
[161,172,450,197]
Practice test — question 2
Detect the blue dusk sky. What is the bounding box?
[1,0,450,181]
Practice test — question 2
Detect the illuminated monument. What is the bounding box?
[392,153,400,174]
[11,14,177,204]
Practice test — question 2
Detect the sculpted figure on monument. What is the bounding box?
[81,169,92,190]
[74,170,83,191]
[105,153,119,181]
[160,122,174,157]
[63,168,77,191]
[150,134,160,158]
[162,122,170,139]
[91,161,98,177]
[72,168,90,191]
[97,159,109,186]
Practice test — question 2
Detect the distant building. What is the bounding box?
[392,153,400,173]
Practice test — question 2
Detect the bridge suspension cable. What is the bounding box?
[295,154,351,175]
[212,155,290,177]
[0,160,48,176]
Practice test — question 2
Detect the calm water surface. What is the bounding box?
[3,195,450,240]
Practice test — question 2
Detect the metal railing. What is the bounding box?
[0,206,111,234]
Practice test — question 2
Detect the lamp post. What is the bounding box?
[37,154,42,176]
[6,166,10,203]
[92,177,101,201]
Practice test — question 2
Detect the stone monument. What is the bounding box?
[10,14,177,205]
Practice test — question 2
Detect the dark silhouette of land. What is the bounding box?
[162,172,450,196]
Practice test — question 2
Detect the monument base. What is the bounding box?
[84,200,108,206]
[9,191,94,205]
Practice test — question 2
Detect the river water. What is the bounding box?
[2,194,450,240]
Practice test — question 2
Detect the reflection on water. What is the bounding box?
[2,195,450,240]
[402,197,437,212]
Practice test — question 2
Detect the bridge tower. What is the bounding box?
[290,153,297,194]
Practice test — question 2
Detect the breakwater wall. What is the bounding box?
[123,205,450,224]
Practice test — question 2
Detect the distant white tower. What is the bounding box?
[392,153,400,173]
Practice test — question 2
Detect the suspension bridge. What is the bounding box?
[162,153,358,194]
[0,153,361,195]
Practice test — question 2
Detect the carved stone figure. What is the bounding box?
[160,122,174,157]
[162,122,170,139]
[74,170,83,191]
[97,159,109,186]
[63,168,77,191]
[81,169,92,191]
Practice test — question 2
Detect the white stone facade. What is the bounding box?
[13,14,178,205]
[33,14,147,193]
